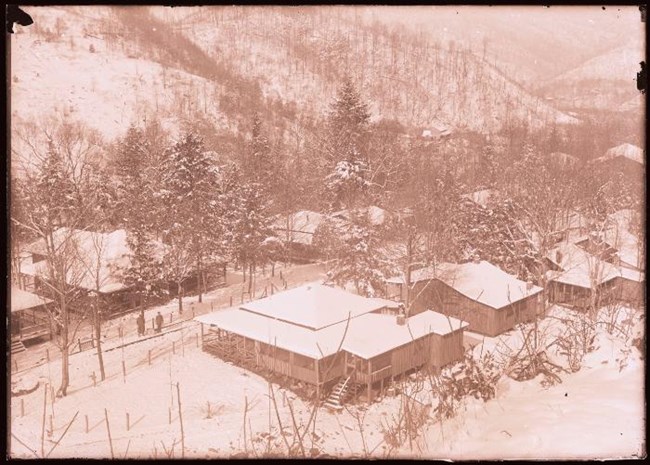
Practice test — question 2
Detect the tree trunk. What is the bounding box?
[178,281,183,314]
[405,233,413,316]
[59,298,70,397]
[94,297,106,381]
[248,262,254,295]
[197,255,203,304]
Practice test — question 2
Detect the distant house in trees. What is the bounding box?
[419,121,453,141]
[591,143,644,180]
[273,207,394,263]
[10,286,53,345]
[602,209,644,272]
[545,242,644,309]
[17,228,196,316]
[272,210,326,263]
[330,205,392,228]
[196,284,467,404]
[386,260,543,337]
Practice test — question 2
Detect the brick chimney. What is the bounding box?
[556,250,563,264]
[472,255,481,264]
[526,281,534,291]
[396,314,406,325]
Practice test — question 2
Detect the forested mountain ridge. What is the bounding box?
[11,4,580,148]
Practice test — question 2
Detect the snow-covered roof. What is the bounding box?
[11,286,53,313]
[546,242,641,288]
[240,283,390,330]
[195,307,345,359]
[421,121,453,139]
[331,205,391,227]
[434,261,543,309]
[342,311,468,359]
[20,228,160,293]
[195,307,467,360]
[387,261,542,309]
[594,143,644,165]
[272,210,325,246]
[602,227,642,270]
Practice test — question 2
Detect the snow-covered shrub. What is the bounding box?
[504,322,566,386]
[432,351,502,421]
[554,317,597,373]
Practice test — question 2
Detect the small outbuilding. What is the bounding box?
[386,260,544,337]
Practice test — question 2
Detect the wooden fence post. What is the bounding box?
[168,407,171,425]
[169,313,173,324]
[121,361,126,383]
[148,350,151,365]
[20,398,24,417]
[46,348,50,363]
[229,296,233,307]
[176,383,185,459]
[91,371,97,387]
[41,384,47,457]
[104,408,114,459]
[195,333,199,348]
[85,414,89,433]
[126,412,130,431]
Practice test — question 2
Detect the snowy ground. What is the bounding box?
[9,303,645,459]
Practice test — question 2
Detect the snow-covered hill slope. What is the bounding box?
[10,6,230,143]
[150,6,578,133]
[537,39,644,111]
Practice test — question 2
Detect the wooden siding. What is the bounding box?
[430,330,465,369]
[409,279,542,337]
[610,277,644,307]
[389,335,431,377]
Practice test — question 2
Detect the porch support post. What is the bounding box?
[289,351,294,378]
[314,358,320,401]
[366,359,372,403]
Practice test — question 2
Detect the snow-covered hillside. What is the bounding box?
[23,5,573,136]
[536,39,644,111]
[11,7,230,142]
[163,6,577,133]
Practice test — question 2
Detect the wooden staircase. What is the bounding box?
[11,339,26,354]
[324,375,356,411]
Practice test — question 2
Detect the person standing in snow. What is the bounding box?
[136,311,145,336]
[155,312,163,333]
